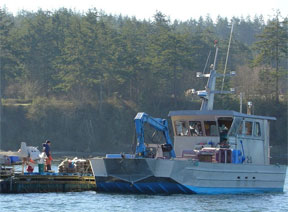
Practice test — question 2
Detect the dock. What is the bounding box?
[0,172,96,193]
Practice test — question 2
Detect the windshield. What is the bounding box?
[228,117,243,136]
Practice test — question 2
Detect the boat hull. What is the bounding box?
[90,158,287,194]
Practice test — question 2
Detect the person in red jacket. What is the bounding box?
[26,156,35,173]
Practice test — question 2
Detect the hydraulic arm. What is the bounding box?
[134,112,176,158]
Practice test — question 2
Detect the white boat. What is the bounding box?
[90,43,287,194]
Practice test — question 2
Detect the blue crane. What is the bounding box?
[134,112,176,158]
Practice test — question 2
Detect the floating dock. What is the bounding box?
[0,172,96,193]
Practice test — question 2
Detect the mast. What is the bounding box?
[199,41,218,111]
[200,68,217,111]
[195,41,235,111]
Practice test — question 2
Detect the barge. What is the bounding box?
[0,172,96,193]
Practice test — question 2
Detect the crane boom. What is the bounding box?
[134,112,176,158]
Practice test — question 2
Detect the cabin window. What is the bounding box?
[204,121,218,136]
[254,122,261,137]
[218,117,233,140]
[229,117,242,136]
[188,121,203,136]
[218,117,233,130]
[237,121,243,134]
[245,121,253,136]
[175,121,189,136]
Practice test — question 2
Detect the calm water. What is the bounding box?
[1,167,287,212]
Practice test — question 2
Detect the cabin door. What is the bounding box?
[236,118,265,164]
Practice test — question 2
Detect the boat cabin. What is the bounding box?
[169,110,276,165]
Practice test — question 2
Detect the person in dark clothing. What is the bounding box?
[43,140,52,171]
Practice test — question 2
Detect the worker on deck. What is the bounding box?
[26,155,35,173]
[43,140,52,171]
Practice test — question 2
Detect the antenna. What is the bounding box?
[202,50,211,74]
[221,22,234,92]
[239,92,243,113]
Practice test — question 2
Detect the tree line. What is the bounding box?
[0,8,287,162]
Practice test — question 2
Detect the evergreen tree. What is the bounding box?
[253,11,288,102]
[0,9,18,97]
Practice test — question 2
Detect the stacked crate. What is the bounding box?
[58,158,92,174]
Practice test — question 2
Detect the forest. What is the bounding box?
[0,8,287,163]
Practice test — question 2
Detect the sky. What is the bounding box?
[1,0,287,21]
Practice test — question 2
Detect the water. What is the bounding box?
[1,167,287,212]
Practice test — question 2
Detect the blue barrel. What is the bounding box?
[232,150,242,164]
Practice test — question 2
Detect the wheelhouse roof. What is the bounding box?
[168,110,276,121]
